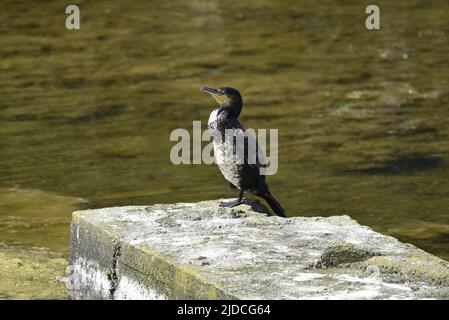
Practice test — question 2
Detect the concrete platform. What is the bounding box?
[69,199,449,299]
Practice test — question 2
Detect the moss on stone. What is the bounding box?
[362,255,449,287]
[315,241,378,268]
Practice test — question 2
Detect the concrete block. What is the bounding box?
[70,199,449,299]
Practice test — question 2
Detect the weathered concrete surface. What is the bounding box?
[70,199,449,300]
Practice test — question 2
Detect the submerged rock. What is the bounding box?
[70,199,449,300]
[0,187,87,251]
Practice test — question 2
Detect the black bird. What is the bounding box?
[201,86,286,217]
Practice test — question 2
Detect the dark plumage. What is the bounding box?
[201,86,286,217]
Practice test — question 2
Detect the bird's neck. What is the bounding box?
[221,101,242,118]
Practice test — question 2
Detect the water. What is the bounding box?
[1,0,448,297]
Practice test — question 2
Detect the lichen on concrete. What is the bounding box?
[70,199,449,300]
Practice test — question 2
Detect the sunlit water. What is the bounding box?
[1,0,448,297]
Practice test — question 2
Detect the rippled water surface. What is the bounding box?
[1,0,449,297]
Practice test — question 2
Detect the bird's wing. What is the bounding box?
[222,118,266,171]
[244,130,266,170]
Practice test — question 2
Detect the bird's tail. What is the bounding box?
[263,193,287,218]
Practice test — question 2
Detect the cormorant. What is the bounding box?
[201,86,286,217]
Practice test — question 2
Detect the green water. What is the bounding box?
[1,0,449,297]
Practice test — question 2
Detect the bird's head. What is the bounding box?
[201,86,242,118]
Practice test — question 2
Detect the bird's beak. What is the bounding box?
[201,86,220,95]
[201,86,228,104]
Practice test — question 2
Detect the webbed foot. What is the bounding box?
[219,199,243,208]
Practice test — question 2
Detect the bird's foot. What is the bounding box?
[219,199,243,208]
